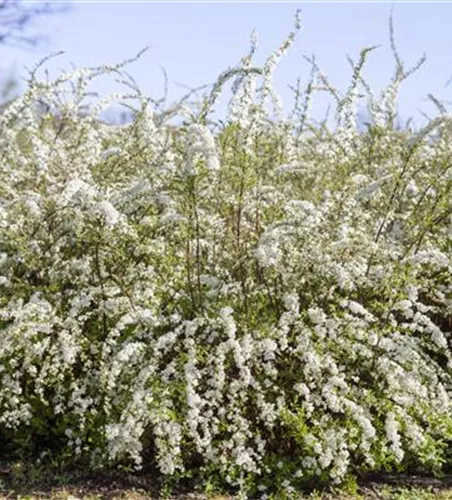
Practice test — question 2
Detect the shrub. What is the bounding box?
[0,12,451,498]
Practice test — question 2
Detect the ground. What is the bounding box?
[1,472,452,499]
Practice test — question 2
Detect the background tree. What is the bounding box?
[0,1,68,108]
[0,0,66,48]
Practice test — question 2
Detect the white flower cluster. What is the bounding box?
[0,15,451,498]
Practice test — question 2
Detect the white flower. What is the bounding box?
[385,413,404,462]
[101,146,121,160]
[95,200,121,225]
[61,178,97,202]
[185,124,220,175]
[283,292,299,312]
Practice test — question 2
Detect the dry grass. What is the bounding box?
[1,489,452,500]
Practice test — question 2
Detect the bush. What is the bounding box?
[0,12,451,498]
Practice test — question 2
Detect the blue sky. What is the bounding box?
[2,1,452,125]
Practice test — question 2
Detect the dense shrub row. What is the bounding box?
[0,13,451,497]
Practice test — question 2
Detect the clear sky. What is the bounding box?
[2,1,452,126]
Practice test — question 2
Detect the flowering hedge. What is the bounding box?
[0,13,451,497]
